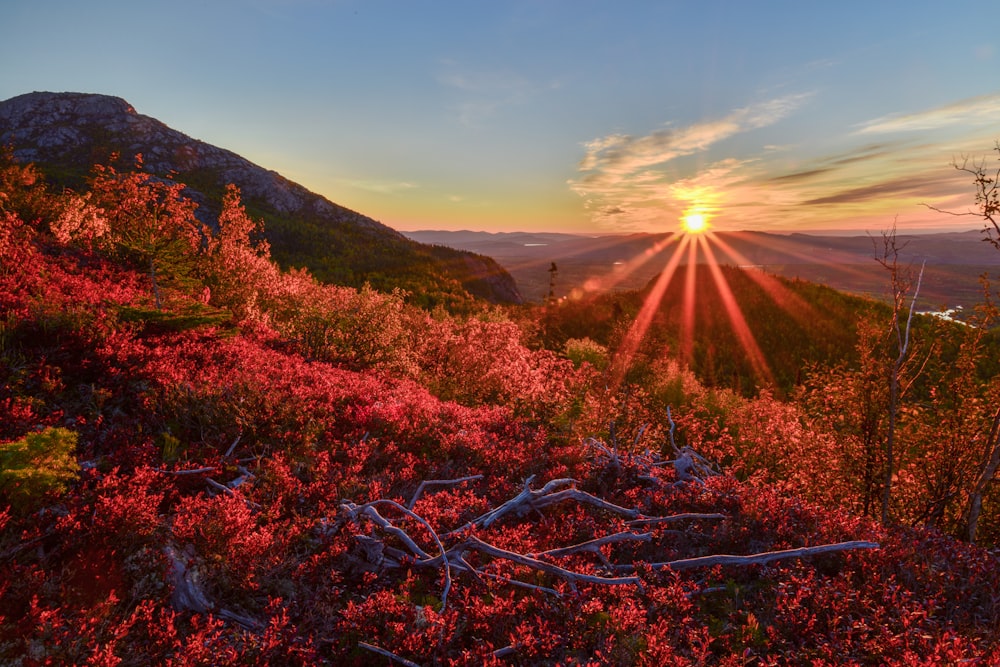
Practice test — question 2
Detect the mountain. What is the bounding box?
[0,91,521,306]
[405,228,996,309]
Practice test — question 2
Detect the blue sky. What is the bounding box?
[2,1,998,234]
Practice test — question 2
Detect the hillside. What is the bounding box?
[0,91,521,307]
[2,140,1000,664]
[543,264,886,396]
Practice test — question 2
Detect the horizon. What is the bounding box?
[2,2,998,236]
[402,226,985,238]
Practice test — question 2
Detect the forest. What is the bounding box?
[2,145,1000,664]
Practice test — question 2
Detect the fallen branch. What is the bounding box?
[446,475,576,536]
[154,466,218,476]
[224,433,242,458]
[341,499,454,608]
[627,513,726,527]
[458,536,643,592]
[205,477,235,496]
[358,642,420,667]
[615,540,880,573]
[536,531,653,564]
[407,474,483,510]
[530,487,640,519]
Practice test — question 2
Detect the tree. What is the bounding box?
[957,143,1000,250]
[88,155,205,309]
[873,223,925,524]
[202,184,278,323]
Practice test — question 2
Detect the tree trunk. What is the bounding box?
[965,406,1000,543]
[150,257,162,310]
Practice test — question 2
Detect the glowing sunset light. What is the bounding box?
[3,4,994,234]
[610,234,692,388]
[697,236,775,385]
[681,238,699,362]
[708,233,823,329]
[681,212,708,234]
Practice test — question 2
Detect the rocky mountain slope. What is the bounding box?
[0,91,521,306]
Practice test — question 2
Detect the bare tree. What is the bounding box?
[873,222,925,525]
[926,142,1000,249]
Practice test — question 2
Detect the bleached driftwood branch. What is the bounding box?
[444,476,643,538]
[614,540,880,573]
[358,642,421,667]
[455,536,643,592]
[340,498,454,607]
[407,474,483,510]
[627,513,726,526]
[535,531,653,561]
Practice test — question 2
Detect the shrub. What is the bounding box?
[0,427,79,512]
[564,337,609,371]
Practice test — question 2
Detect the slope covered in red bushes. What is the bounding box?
[2,158,999,665]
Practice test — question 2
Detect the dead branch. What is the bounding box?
[165,543,211,613]
[530,487,641,519]
[154,466,218,475]
[666,406,680,456]
[615,540,880,573]
[407,474,484,510]
[536,531,653,563]
[341,499,454,608]
[205,477,235,496]
[358,642,421,667]
[341,502,432,561]
[627,513,726,526]
[227,465,255,489]
[445,475,577,536]
[224,433,242,458]
[458,536,643,592]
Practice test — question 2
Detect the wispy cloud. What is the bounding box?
[569,93,812,229]
[856,92,1000,134]
[337,178,418,194]
[579,94,811,177]
[437,62,543,127]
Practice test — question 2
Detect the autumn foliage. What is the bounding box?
[2,151,1000,664]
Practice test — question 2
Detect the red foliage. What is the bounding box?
[2,158,999,664]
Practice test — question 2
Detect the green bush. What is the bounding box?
[564,337,609,371]
[0,427,80,512]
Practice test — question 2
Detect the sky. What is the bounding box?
[1,1,998,235]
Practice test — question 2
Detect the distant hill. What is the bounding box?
[542,263,885,395]
[0,91,521,307]
[404,229,997,309]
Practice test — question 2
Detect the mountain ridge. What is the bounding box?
[0,91,521,306]
[404,228,997,307]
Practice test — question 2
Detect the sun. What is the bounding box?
[681,212,708,234]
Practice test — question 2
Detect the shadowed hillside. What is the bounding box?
[0,92,521,308]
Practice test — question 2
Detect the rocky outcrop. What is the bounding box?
[0,91,387,230]
[0,91,522,304]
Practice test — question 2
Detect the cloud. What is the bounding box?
[578,93,811,178]
[801,170,969,206]
[570,93,811,229]
[337,178,418,194]
[437,62,540,127]
[856,92,1000,134]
